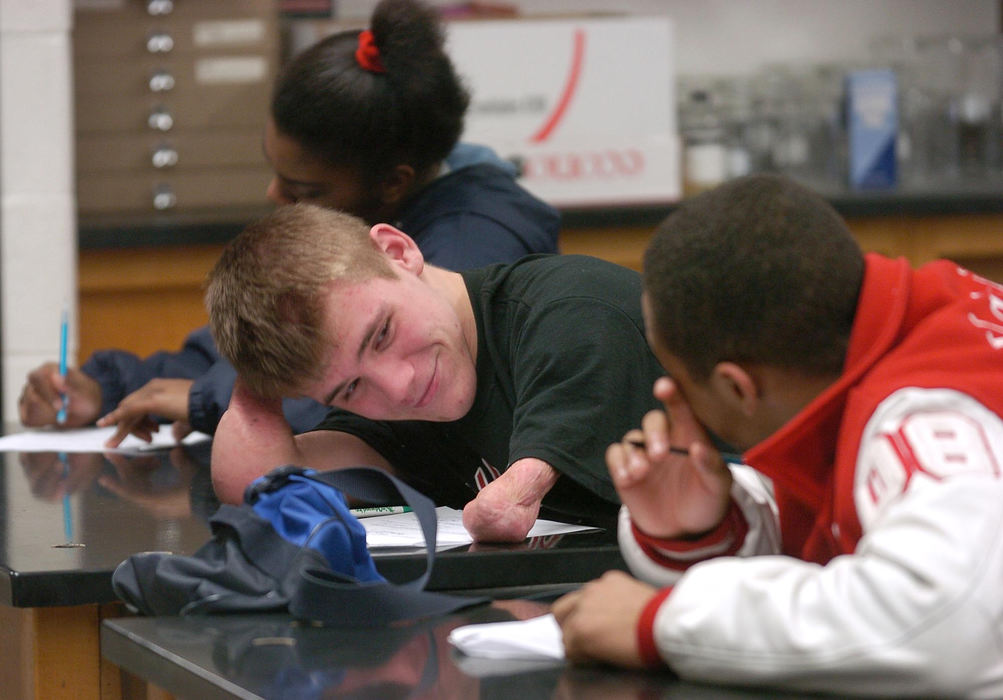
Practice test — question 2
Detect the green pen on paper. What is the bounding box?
[349,506,413,519]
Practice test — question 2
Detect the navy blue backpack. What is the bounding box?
[112,465,485,626]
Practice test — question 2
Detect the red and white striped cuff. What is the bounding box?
[637,587,674,667]
[632,500,749,572]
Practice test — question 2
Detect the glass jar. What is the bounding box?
[679,87,729,196]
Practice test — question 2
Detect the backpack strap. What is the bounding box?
[269,466,486,626]
[301,467,440,591]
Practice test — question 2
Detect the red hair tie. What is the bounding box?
[355,30,386,74]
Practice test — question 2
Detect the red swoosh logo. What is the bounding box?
[529,28,585,143]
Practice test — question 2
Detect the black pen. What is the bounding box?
[627,439,744,464]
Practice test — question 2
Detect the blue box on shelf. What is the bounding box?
[846,69,898,190]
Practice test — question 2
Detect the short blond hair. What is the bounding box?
[206,203,395,398]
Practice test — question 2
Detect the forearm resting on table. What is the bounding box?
[212,400,299,503]
[462,457,559,542]
[212,394,395,503]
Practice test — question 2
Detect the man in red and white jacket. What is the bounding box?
[553,174,1003,697]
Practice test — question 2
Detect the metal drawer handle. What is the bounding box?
[146,0,174,16]
[151,146,178,169]
[146,32,174,54]
[147,107,174,132]
[149,70,175,93]
[152,183,177,210]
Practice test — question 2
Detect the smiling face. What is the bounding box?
[262,117,389,224]
[302,270,478,422]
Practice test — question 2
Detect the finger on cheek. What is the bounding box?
[653,376,674,400]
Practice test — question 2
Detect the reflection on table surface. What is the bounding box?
[1,441,625,607]
[103,601,804,700]
[1,441,218,606]
[16,439,218,522]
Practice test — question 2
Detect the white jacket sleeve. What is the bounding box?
[634,388,1003,697]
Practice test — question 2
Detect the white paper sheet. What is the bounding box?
[0,425,211,454]
[448,613,565,661]
[361,506,599,550]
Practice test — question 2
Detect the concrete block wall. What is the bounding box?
[0,0,77,425]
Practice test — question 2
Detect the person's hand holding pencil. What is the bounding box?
[18,306,102,428]
[18,364,102,428]
[604,376,736,540]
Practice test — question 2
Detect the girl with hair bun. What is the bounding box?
[266,0,559,268]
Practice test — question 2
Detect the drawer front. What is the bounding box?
[77,167,273,214]
[76,128,265,172]
[75,0,276,49]
[75,52,276,96]
[75,19,276,58]
[75,85,269,132]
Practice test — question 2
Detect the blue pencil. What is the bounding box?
[57,308,68,424]
[63,493,72,541]
[62,460,73,542]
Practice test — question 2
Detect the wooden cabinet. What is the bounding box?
[78,245,222,360]
[559,213,1003,277]
[848,214,1003,284]
[74,0,278,216]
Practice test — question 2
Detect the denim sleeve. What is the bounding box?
[187,359,237,434]
[81,325,221,420]
[188,358,330,435]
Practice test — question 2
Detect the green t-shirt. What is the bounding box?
[315,254,665,525]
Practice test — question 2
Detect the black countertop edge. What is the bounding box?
[101,623,246,700]
[1,542,624,608]
[78,188,1003,251]
[375,542,627,591]
[2,569,120,608]
[79,205,275,251]
[559,188,1003,229]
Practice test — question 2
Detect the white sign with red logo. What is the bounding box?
[446,15,679,207]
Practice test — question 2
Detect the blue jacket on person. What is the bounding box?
[82,144,561,434]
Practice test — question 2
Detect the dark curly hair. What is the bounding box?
[643,174,865,380]
[271,0,470,189]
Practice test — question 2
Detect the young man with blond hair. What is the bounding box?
[207,203,666,542]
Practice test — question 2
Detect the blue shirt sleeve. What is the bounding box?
[188,358,330,435]
[81,325,221,419]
